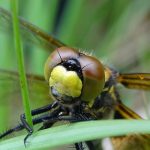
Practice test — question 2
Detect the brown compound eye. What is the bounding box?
[44,47,79,82]
[44,47,105,104]
[77,51,105,103]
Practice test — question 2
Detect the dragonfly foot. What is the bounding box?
[24,131,33,147]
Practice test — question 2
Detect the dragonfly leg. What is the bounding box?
[36,113,94,150]
[21,103,60,146]
[0,102,59,142]
[0,124,24,139]
[75,141,96,150]
[75,142,85,150]
[20,114,33,146]
[29,101,58,116]
[20,101,58,134]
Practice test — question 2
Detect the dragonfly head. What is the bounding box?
[44,47,105,105]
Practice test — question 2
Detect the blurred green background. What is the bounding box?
[0,0,150,73]
[0,0,150,147]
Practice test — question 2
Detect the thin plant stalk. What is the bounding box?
[10,0,33,127]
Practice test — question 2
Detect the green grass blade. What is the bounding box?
[10,0,33,127]
[0,120,150,150]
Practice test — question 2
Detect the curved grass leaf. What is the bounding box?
[0,120,150,150]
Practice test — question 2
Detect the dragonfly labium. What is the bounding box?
[0,7,150,150]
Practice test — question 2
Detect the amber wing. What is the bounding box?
[0,69,50,126]
[0,7,65,52]
[112,102,150,150]
[117,73,150,90]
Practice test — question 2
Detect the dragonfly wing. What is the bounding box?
[0,69,50,126]
[117,73,150,90]
[0,7,65,52]
[111,102,150,150]
[114,102,142,119]
[111,134,150,150]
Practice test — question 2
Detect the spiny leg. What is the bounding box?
[1,103,95,149]
[75,143,84,150]
[37,113,94,150]
[0,124,24,139]
[0,102,58,141]
[22,105,60,145]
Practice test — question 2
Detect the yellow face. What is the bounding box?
[44,47,105,104]
[49,65,82,98]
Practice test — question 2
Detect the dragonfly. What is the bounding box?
[0,7,150,150]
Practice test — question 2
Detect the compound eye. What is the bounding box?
[44,47,79,82]
[78,53,105,103]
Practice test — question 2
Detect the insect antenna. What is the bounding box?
[81,63,92,71]
[56,49,63,62]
